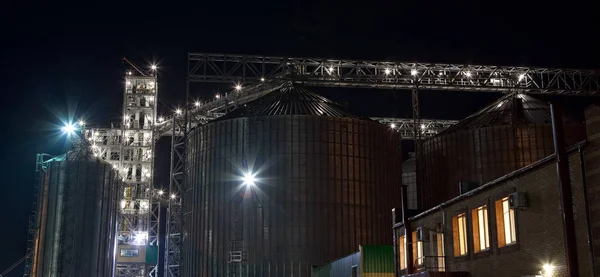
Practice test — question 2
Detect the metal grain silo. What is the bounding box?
[29,147,119,277]
[182,83,403,277]
[417,93,586,208]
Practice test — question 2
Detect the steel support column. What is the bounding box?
[164,117,185,277]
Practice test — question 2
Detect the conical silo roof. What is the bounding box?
[217,82,358,120]
[441,93,580,133]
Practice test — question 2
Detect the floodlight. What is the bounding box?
[243,172,256,186]
[61,124,77,136]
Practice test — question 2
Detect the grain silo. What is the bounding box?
[29,147,120,277]
[182,83,403,277]
[417,93,586,208]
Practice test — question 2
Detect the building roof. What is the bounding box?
[393,140,587,228]
[439,93,581,134]
[216,82,359,120]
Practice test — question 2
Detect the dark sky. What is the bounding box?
[1,1,598,274]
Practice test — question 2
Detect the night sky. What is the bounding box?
[1,1,598,274]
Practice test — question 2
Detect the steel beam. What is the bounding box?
[188,53,600,95]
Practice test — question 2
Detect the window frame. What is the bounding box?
[412,230,424,266]
[471,205,491,254]
[494,192,520,254]
[398,234,407,270]
[119,248,139,257]
[452,213,469,258]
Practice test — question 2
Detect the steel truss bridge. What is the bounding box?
[159,52,600,277]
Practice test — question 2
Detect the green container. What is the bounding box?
[145,245,159,264]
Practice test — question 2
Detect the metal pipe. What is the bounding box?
[579,146,596,277]
[401,185,413,274]
[550,103,580,277]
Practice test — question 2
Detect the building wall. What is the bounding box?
[311,251,360,277]
[395,152,593,277]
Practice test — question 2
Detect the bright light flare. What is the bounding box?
[465,71,472,77]
[61,123,77,136]
[170,194,176,199]
[235,84,242,91]
[194,101,201,107]
[243,172,256,186]
[158,190,164,195]
[384,68,391,75]
[518,73,525,81]
[175,109,182,115]
[133,232,148,245]
[420,123,426,130]
[127,71,132,75]
[78,120,85,126]
[158,116,164,122]
[390,123,396,129]
[410,69,418,76]
[542,264,555,275]
[215,94,221,99]
[151,64,157,70]
[260,77,265,82]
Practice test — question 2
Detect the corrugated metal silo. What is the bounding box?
[182,83,403,277]
[418,93,586,208]
[29,147,119,277]
[401,153,417,210]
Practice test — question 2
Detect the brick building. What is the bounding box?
[392,105,600,277]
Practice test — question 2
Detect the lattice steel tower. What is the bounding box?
[85,62,160,277]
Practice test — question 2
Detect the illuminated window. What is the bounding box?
[496,197,517,247]
[434,229,445,271]
[120,249,139,257]
[452,213,468,256]
[399,235,407,269]
[472,205,490,252]
[412,231,423,266]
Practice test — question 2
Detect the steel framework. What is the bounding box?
[86,71,161,277]
[188,53,600,95]
[164,116,186,277]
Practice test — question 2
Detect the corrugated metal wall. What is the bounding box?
[31,150,119,277]
[361,245,394,277]
[418,123,585,209]
[183,115,403,277]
